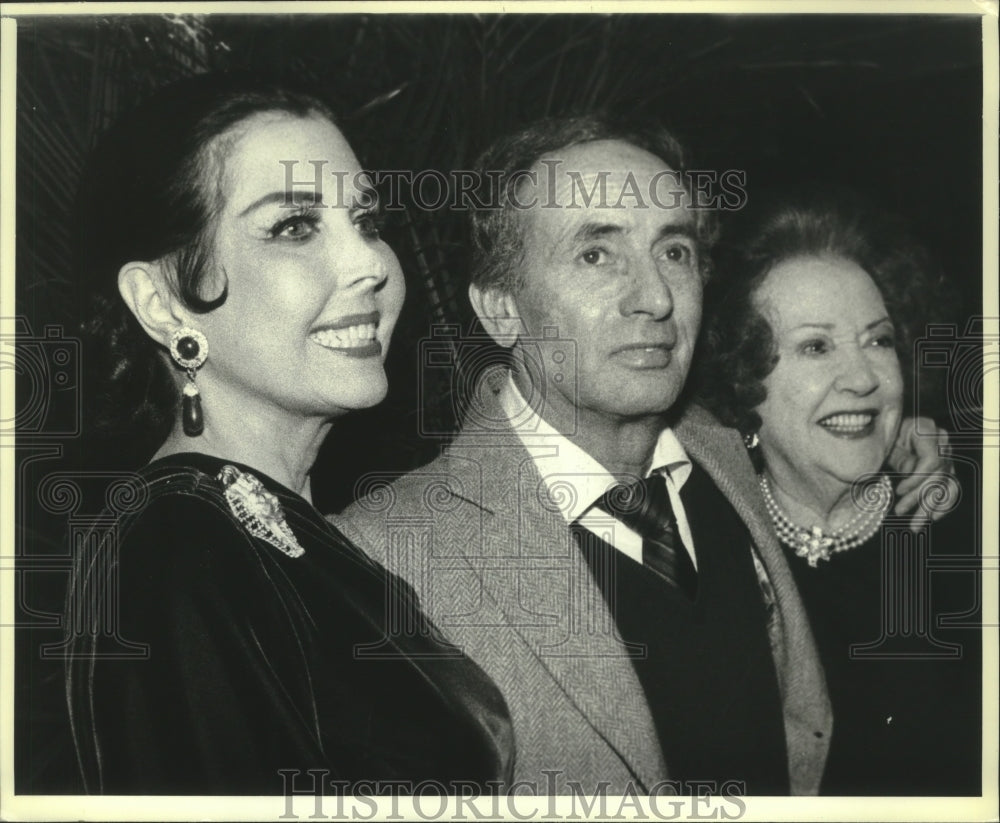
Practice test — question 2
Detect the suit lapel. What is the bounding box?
[675,406,777,561]
[675,404,832,795]
[441,382,667,790]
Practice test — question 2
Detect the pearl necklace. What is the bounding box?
[759,474,893,567]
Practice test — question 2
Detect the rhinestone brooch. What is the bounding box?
[218,465,305,558]
[759,474,892,567]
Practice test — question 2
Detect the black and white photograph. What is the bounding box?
[1,4,996,821]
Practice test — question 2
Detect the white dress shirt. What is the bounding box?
[498,374,698,568]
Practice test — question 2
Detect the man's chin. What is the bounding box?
[589,393,683,422]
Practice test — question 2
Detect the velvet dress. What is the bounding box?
[65,453,514,795]
[784,519,981,795]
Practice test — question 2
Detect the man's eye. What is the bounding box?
[580,248,608,265]
[871,333,896,348]
[664,242,692,263]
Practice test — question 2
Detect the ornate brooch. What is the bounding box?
[760,474,892,567]
[218,465,305,558]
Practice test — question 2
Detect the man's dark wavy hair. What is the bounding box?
[77,71,337,450]
[696,187,946,450]
[468,115,719,293]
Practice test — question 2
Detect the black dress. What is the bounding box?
[64,453,514,795]
[784,521,981,795]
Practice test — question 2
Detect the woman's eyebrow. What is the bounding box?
[239,189,324,217]
[789,316,891,332]
[791,322,835,331]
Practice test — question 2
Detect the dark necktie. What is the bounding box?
[598,473,698,601]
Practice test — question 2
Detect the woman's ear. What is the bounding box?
[117,261,188,348]
[468,283,523,349]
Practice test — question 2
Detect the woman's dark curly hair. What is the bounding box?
[696,187,947,453]
[77,71,337,452]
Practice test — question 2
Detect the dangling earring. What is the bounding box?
[743,431,760,450]
[169,328,208,437]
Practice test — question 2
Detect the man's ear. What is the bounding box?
[117,261,189,348]
[469,283,523,349]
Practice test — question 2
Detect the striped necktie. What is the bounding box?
[598,473,698,601]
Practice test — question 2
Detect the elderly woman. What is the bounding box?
[698,191,980,795]
[63,72,512,794]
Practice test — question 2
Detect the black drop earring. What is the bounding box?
[169,328,208,436]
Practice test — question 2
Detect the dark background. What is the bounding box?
[11,12,988,792]
[14,12,985,510]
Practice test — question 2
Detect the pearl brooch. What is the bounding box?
[759,474,892,567]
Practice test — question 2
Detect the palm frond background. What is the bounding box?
[15,13,984,512]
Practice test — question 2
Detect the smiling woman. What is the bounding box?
[155,112,403,429]
[61,72,513,794]
[698,189,980,795]
[752,254,904,523]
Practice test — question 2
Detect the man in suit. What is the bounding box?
[334,117,948,796]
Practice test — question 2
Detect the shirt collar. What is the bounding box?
[498,372,692,523]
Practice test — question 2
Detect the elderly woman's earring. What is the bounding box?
[743,432,760,450]
[170,328,208,437]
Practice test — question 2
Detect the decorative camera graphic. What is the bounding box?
[915,317,997,442]
[1,318,81,438]
[417,321,578,437]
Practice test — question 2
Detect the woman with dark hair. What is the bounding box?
[63,72,512,794]
[698,191,980,795]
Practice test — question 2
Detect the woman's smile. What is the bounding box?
[309,311,382,356]
[816,409,879,438]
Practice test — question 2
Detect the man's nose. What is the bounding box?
[621,256,673,319]
[835,346,880,395]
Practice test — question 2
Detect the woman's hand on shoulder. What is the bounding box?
[887,417,960,532]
